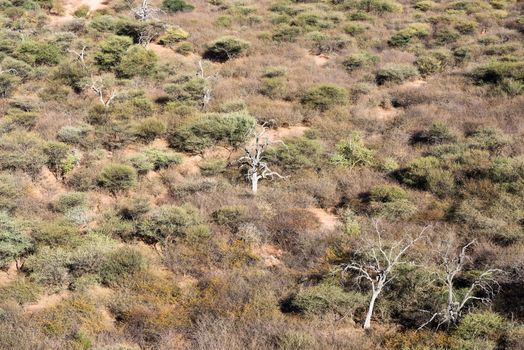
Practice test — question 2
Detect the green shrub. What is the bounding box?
[0,108,38,132]
[0,213,32,269]
[272,25,301,42]
[73,4,89,17]
[467,128,513,154]
[342,52,379,72]
[455,311,505,341]
[288,283,366,317]
[34,220,81,248]
[158,27,189,46]
[0,172,19,212]
[279,331,316,350]
[471,60,524,87]
[138,204,204,243]
[129,148,181,174]
[370,184,408,203]
[15,40,60,65]
[133,118,166,142]
[199,159,227,176]
[332,132,374,168]
[388,24,429,47]
[0,131,47,175]
[0,74,20,98]
[376,64,419,85]
[411,122,457,144]
[413,0,435,11]
[401,156,456,196]
[167,111,256,153]
[53,192,87,213]
[265,137,325,170]
[97,163,137,195]
[44,141,78,178]
[212,206,246,232]
[343,22,368,36]
[415,55,444,76]
[162,0,194,12]
[176,41,194,55]
[116,45,157,78]
[100,247,145,285]
[434,28,460,45]
[95,35,134,70]
[204,36,250,61]
[0,279,42,304]
[90,14,117,32]
[301,84,348,111]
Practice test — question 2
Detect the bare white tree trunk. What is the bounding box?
[364,289,380,329]
[251,171,258,194]
[344,223,430,330]
[238,125,285,194]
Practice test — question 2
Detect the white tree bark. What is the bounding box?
[344,222,430,330]
[238,125,285,194]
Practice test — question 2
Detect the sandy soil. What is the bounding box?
[307,208,339,232]
[24,290,71,314]
[49,0,108,24]
[0,262,18,287]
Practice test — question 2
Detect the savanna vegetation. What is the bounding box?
[0,0,522,349]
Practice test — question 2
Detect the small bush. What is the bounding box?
[138,204,204,243]
[265,136,325,170]
[343,22,368,36]
[288,283,367,317]
[52,192,87,213]
[116,45,157,78]
[100,247,146,285]
[212,206,246,232]
[411,122,457,145]
[203,36,250,62]
[95,35,134,70]
[15,40,60,65]
[157,27,189,47]
[0,131,47,175]
[133,118,166,142]
[0,213,33,269]
[342,52,379,72]
[301,84,348,111]
[272,25,301,42]
[167,111,256,153]
[199,159,227,176]
[331,132,374,168]
[162,0,194,12]
[455,311,505,341]
[370,184,408,203]
[97,163,137,195]
[376,64,419,85]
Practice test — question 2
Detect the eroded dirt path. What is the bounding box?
[49,0,108,24]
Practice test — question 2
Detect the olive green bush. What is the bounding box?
[332,132,374,167]
[95,35,134,70]
[342,52,379,72]
[301,84,348,111]
[162,0,194,12]
[376,64,419,84]
[0,213,32,269]
[167,111,256,153]
[203,36,250,61]
[0,131,47,175]
[116,45,158,78]
[97,163,137,195]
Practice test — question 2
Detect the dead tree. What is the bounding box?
[238,126,285,194]
[132,0,161,21]
[418,240,503,330]
[90,75,120,108]
[196,60,218,111]
[343,222,430,330]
